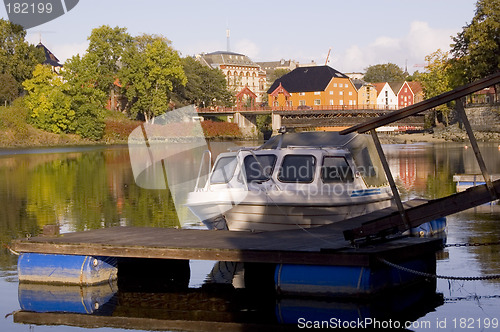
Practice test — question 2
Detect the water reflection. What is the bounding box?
[0,146,179,240]
[15,260,443,331]
[2,142,500,331]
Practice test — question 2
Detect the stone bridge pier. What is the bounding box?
[233,112,257,137]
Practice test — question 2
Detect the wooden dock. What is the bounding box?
[11,199,440,268]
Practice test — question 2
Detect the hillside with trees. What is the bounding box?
[0,21,236,144]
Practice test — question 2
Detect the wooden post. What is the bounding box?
[455,99,497,199]
[370,129,410,231]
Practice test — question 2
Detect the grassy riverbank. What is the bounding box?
[0,103,140,147]
[3,103,500,148]
[0,104,244,148]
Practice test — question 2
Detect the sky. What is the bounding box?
[0,0,479,74]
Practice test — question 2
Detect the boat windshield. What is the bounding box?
[210,156,238,184]
[349,141,387,187]
[278,155,316,183]
[243,154,277,182]
[321,156,354,183]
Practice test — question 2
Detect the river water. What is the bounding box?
[1,141,500,331]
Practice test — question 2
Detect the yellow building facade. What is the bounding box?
[355,83,378,108]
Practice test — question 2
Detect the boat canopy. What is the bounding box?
[260,132,388,187]
[261,131,357,149]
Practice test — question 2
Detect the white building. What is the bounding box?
[373,82,398,109]
[197,51,267,102]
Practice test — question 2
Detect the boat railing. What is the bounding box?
[194,150,212,191]
[227,146,259,152]
[285,145,345,151]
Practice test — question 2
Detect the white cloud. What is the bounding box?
[234,39,259,59]
[331,21,457,73]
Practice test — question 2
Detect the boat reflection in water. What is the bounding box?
[15,260,443,331]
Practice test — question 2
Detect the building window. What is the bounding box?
[348,91,352,96]
[314,99,321,105]
[329,99,334,105]
[299,92,305,96]
[314,91,321,95]
[339,100,344,106]
[333,83,337,87]
[299,100,306,106]
[329,91,333,95]
[339,91,343,96]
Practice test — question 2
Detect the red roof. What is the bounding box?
[372,82,386,94]
[235,85,257,99]
[407,81,423,94]
[269,82,291,97]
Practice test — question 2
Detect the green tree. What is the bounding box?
[173,56,233,108]
[363,63,406,82]
[267,68,290,83]
[420,50,453,125]
[63,54,107,139]
[0,19,44,93]
[85,25,133,111]
[0,73,18,105]
[22,64,74,134]
[120,34,187,122]
[450,0,500,83]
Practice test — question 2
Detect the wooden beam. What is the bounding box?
[344,178,500,241]
[455,98,497,199]
[370,130,409,230]
[340,72,500,135]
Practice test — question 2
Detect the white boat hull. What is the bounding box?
[187,190,392,232]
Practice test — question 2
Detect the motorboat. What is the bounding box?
[186,131,393,232]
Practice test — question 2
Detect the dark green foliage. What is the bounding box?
[0,19,44,93]
[267,68,290,83]
[172,56,233,108]
[120,34,187,122]
[363,63,406,83]
[450,0,500,83]
[0,73,18,105]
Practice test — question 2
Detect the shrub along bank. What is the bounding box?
[0,103,243,148]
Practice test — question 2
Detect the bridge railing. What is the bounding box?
[196,104,401,114]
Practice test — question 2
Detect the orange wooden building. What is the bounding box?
[267,66,357,108]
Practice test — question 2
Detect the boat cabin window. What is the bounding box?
[243,154,277,182]
[321,156,354,183]
[210,156,237,184]
[278,155,316,183]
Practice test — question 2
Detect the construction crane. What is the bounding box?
[325,47,332,65]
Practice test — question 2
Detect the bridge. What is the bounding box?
[196,105,425,136]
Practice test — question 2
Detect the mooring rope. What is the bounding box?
[2,244,19,256]
[378,258,500,281]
